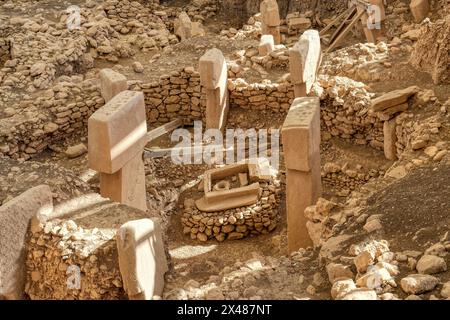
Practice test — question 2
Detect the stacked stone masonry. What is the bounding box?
[181,179,282,242]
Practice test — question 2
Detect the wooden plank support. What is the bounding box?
[326,9,365,53]
[146,118,183,143]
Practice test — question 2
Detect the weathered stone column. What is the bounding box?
[199,48,229,132]
[282,97,322,252]
[99,68,128,102]
[260,0,281,44]
[0,185,53,299]
[289,30,321,98]
[116,218,168,300]
[410,0,430,23]
[88,90,148,211]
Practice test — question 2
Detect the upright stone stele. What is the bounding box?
[199,48,229,132]
[88,90,148,211]
[260,0,281,45]
[259,34,275,56]
[410,0,430,23]
[289,30,321,98]
[99,68,128,103]
[0,185,53,299]
[282,97,322,252]
[116,218,168,300]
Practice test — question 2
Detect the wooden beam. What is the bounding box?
[328,7,357,45]
[326,9,365,53]
[146,118,183,143]
[319,6,354,36]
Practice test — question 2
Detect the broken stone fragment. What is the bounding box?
[65,143,87,159]
[416,255,447,274]
[116,218,168,300]
[400,274,439,294]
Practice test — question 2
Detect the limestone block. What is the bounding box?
[259,35,275,56]
[289,30,321,95]
[410,0,430,23]
[0,185,53,299]
[383,119,397,160]
[99,68,128,102]
[88,90,147,174]
[371,86,419,112]
[260,0,280,27]
[100,153,147,212]
[199,48,227,90]
[282,97,321,172]
[116,218,168,300]
[174,11,192,41]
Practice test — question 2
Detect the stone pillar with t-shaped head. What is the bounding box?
[88,90,148,211]
[289,30,322,98]
[199,48,229,132]
[282,97,322,252]
[260,0,281,44]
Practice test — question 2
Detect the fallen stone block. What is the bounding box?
[116,218,168,300]
[371,86,419,112]
[0,185,53,299]
[400,274,439,294]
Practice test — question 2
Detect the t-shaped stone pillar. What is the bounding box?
[289,30,322,98]
[260,0,281,45]
[199,48,229,132]
[88,90,148,211]
[282,97,322,252]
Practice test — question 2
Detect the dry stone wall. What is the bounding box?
[181,179,281,242]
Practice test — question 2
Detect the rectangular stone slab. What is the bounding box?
[116,218,168,300]
[0,185,53,299]
[99,152,147,212]
[282,97,321,172]
[88,90,147,174]
[99,68,128,102]
[199,48,226,90]
[289,30,321,94]
[260,0,280,27]
[371,86,419,112]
